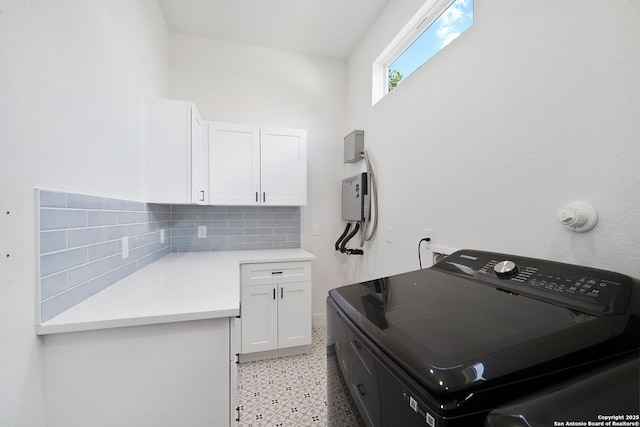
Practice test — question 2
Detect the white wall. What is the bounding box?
[169,33,348,326]
[0,1,169,424]
[343,0,640,285]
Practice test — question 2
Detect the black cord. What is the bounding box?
[335,223,352,251]
[340,222,361,253]
[418,238,431,269]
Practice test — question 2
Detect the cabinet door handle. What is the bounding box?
[280,287,283,299]
[255,192,258,202]
[200,190,205,201]
[356,384,366,396]
[273,288,276,300]
[271,271,283,275]
[263,192,266,203]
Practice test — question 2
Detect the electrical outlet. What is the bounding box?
[424,228,435,243]
[198,226,207,238]
[122,236,129,259]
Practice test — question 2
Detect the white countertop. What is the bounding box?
[37,249,316,335]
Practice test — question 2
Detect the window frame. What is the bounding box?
[372,0,468,105]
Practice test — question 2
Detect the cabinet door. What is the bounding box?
[260,127,307,206]
[209,122,260,205]
[241,284,278,353]
[277,282,312,349]
[229,318,238,425]
[43,319,230,427]
[190,105,207,204]
[145,98,195,204]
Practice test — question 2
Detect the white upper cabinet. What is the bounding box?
[145,98,207,205]
[260,127,307,206]
[190,107,205,204]
[208,122,261,205]
[208,122,307,206]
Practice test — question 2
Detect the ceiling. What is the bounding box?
[157,0,390,60]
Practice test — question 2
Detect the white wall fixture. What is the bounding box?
[557,202,598,233]
[122,237,129,259]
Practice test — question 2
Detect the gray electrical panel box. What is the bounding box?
[344,130,364,163]
[342,173,368,221]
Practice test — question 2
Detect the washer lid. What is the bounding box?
[329,267,617,395]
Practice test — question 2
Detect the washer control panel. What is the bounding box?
[482,258,621,307]
[433,250,636,316]
[493,260,518,278]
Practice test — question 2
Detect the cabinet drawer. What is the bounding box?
[241,261,311,286]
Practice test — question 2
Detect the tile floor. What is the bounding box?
[237,328,328,427]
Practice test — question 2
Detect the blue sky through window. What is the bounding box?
[389,0,473,89]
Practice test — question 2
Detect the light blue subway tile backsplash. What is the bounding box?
[67,193,105,209]
[104,198,143,211]
[38,190,172,322]
[38,189,301,322]
[88,241,120,262]
[88,211,118,227]
[87,270,119,297]
[104,225,128,241]
[40,231,67,253]
[169,205,300,253]
[67,227,104,248]
[40,247,88,277]
[41,272,68,300]
[41,283,88,324]
[39,191,67,208]
[40,209,88,230]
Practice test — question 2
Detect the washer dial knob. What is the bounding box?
[494,260,518,278]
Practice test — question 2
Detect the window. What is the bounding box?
[372,0,474,104]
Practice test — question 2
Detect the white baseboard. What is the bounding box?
[312,312,326,329]
[239,344,310,363]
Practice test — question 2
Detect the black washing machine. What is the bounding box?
[485,350,639,426]
[327,249,640,426]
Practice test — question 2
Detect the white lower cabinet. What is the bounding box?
[277,282,312,348]
[43,318,234,427]
[240,262,312,355]
[241,283,279,352]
